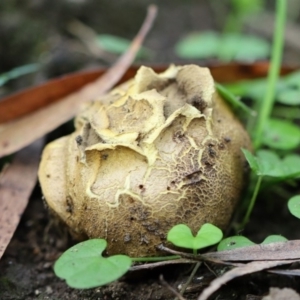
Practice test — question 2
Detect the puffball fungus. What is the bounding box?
[38,65,251,256]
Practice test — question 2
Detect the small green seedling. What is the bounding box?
[242,149,300,179]
[263,118,300,150]
[225,70,300,106]
[218,236,256,251]
[175,31,269,61]
[288,195,300,219]
[218,235,287,251]
[240,149,300,226]
[54,239,132,289]
[262,235,288,244]
[167,223,223,251]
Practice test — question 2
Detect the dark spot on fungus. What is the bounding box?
[75,135,83,146]
[167,186,171,191]
[208,144,216,157]
[2,141,9,148]
[190,95,207,112]
[173,131,185,143]
[139,184,144,189]
[101,154,109,160]
[218,143,225,150]
[136,133,142,145]
[66,196,74,213]
[124,233,131,243]
[46,174,51,178]
[224,137,231,143]
[183,170,203,186]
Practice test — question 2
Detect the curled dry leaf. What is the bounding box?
[198,260,300,300]
[0,5,157,158]
[262,288,300,300]
[203,240,300,261]
[39,64,251,257]
[0,139,44,259]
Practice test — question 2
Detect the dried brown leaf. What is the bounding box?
[268,269,300,276]
[0,69,105,124]
[203,241,300,261]
[0,62,295,125]
[0,139,44,259]
[0,5,157,158]
[198,260,299,300]
[262,288,300,300]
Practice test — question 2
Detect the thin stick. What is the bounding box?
[179,262,202,297]
[131,255,180,262]
[130,259,195,271]
[159,275,187,300]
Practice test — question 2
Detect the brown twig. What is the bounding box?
[130,259,195,271]
[159,275,186,300]
[157,244,230,266]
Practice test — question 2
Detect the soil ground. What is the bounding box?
[1,1,300,299]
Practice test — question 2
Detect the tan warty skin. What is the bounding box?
[38,65,252,257]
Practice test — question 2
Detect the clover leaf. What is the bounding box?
[54,239,132,289]
[167,223,223,251]
[218,235,287,251]
[263,118,300,150]
[261,235,288,244]
[277,89,300,106]
[242,149,300,179]
[288,195,300,219]
[175,31,269,61]
[217,236,255,251]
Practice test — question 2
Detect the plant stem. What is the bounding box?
[131,255,180,262]
[253,0,286,149]
[241,176,263,227]
[179,262,201,297]
[176,249,200,298]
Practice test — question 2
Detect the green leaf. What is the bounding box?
[231,0,264,15]
[175,31,269,61]
[216,83,256,116]
[218,235,288,251]
[242,149,300,179]
[167,224,223,250]
[282,70,300,88]
[281,155,300,178]
[261,235,288,244]
[96,34,151,57]
[218,34,270,61]
[241,148,259,174]
[256,150,282,177]
[277,88,300,105]
[225,79,268,102]
[175,31,219,59]
[288,195,300,219]
[0,63,39,87]
[217,236,255,251]
[54,239,132,289]
[263,118,300,150]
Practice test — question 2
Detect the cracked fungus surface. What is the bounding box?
[38,65,252,256]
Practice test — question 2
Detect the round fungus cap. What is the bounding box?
[38,65,252,256]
